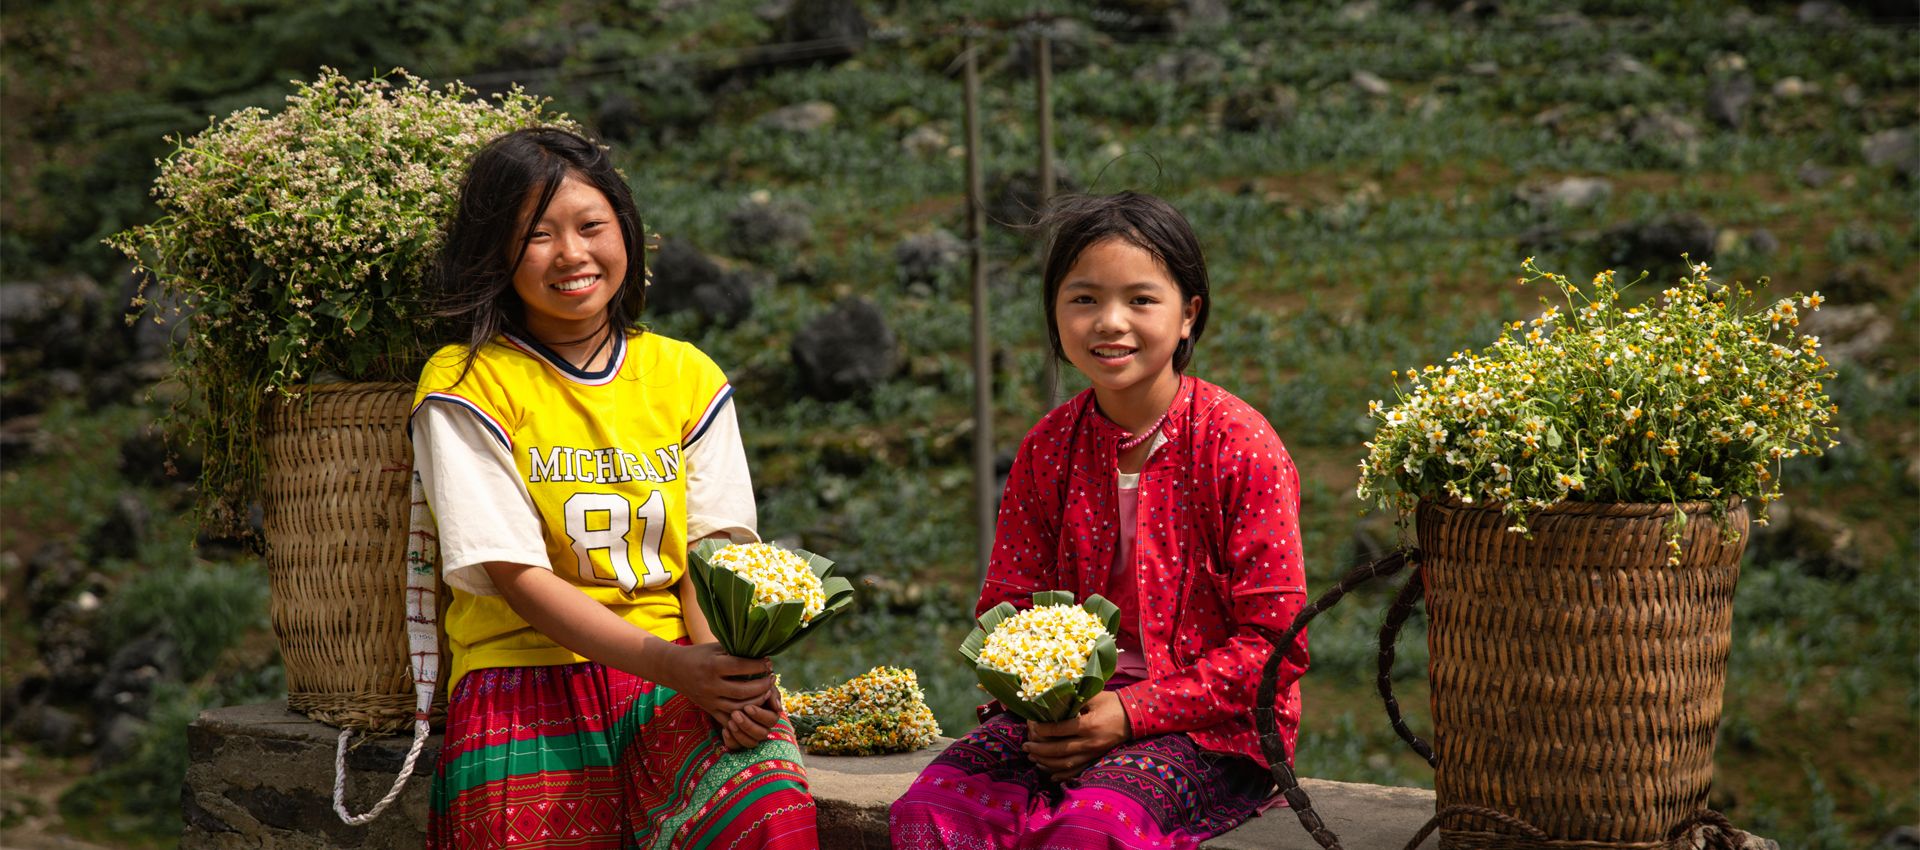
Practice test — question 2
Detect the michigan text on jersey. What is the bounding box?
[526,443,682,485]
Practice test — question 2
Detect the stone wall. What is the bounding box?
[185,703,1450,849]
[185,706,433,849]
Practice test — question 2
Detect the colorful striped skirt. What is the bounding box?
[429,662,816,850]
[890,713,1275,850]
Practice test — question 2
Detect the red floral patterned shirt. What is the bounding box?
[979,377,1310,767]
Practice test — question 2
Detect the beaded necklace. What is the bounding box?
[1115,378,1182,453]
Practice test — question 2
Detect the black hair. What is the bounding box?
[1038,191,1210,372]
[433,127,646,365]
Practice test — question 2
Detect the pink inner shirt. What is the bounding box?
[1109,472,1150,683]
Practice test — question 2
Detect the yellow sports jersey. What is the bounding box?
[413,330,735,685]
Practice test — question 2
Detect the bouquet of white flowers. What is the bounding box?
[688,540,853,658]
[959,591,1120,723]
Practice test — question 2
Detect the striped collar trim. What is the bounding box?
[413,392,512,450]
[502,331,627,385]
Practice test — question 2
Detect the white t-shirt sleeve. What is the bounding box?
[684,398,758,545]
[412,401,551,595]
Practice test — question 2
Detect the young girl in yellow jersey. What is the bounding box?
[413,128,816,849]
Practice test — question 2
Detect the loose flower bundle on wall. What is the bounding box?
[1357,258,1839,559]
[106,67,574,531]
[780,666,942,756]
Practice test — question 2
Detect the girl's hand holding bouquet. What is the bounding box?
[959,591,1127,780]
[684,540,854,749]
[661,641,781,751]
[1025,690,1131,782]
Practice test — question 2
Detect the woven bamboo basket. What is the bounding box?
[262,382,444,732]
[1416,498,1748,849]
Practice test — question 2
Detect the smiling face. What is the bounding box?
[1054,237,1199,425]
[510,173,628,345]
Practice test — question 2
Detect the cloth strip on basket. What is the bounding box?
[332,470,443,824]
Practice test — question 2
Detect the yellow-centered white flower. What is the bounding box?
[977,604,1109,701]
[709,543,827,625]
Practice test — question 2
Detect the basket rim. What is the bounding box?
[1417,496,1744,519]
[286,381,416,395]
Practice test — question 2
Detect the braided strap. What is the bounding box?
[332,471,443,825]
[1255,548,1418,850]
[1377,566,1436,768]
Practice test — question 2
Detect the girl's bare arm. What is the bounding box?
[678,546,720,645]
[482,560,771,716]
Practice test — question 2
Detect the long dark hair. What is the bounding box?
[433,127,647,365]
[1038,191,1211,372]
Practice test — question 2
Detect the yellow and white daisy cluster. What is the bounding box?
[781,666,942,756]
[977,604,1110,701]
[1357,258,1839,559]
[709,543,827,624]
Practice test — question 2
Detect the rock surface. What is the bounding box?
[725,193,813,261]
[1798,302,1893,366]
[894,229,965,294]
[791,298,897,401]
[1516,177,1612,213]
[776,0,868,64]
[1351,70,1393,98]
[1862,127,1918,181]
[1752,502,1865,580]
[757,100,838,134]
[647,239,757,328]
[988,169,1078,229]
[1604,213,1717,274]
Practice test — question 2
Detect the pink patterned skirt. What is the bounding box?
[890,713,1275,850]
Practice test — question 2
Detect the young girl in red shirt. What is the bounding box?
[891,192,1311,849]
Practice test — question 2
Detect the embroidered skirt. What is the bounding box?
[429,662,816,850]
[890,713,1275,850]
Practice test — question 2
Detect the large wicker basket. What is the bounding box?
[1416,498,1748,849]
[262,382,443,732]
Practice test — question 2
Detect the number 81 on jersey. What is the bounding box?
[562,491,671,593]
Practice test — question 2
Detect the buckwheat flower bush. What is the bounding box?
[959,591,1120,723]
[1357,258,1840,561]
[689,540,854,659]
[106,67,572,530]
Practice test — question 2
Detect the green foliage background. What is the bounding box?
[2,0,1915,846]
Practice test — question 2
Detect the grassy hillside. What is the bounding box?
[2,1,1915,846]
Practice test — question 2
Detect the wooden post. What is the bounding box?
[1037,34,1056,202]
[963,34,994,584]
[1036,31,1060,411]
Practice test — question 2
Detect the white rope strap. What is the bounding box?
[334,471,444,825]
[332,719,430,824]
